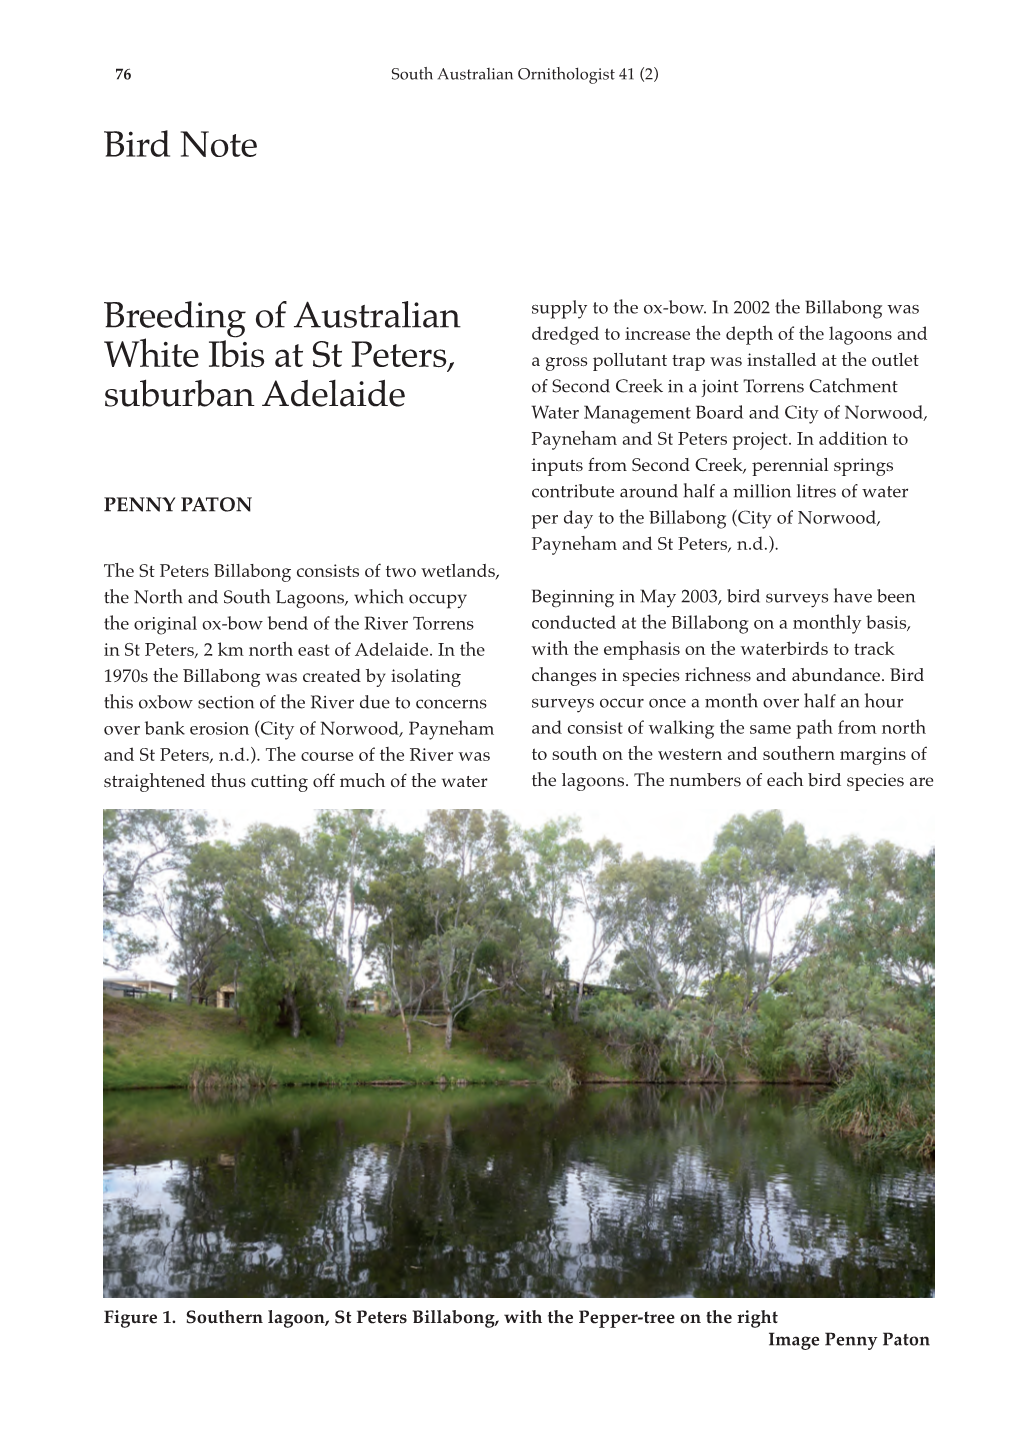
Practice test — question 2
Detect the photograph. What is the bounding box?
[104,804,934,1298]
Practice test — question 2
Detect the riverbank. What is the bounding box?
[103,995,621,1089]
[106,995,814,1091]
[102,1000,934,1160]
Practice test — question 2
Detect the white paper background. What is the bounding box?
[10,0,1007,1420]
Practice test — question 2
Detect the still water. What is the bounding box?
[104,1085,934,1298]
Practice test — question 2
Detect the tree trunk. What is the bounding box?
[396,1000,412,1055]
[390,978,413,1055]
[444,1009,454,1050]
[286,992,301,1038]
[334,1020,346,1048]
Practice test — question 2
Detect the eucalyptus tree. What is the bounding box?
[818,841,934,992]
[702,811,840,1011]
[604,855,721,1009]
[420,809,526,1048]
[568,837,623,1021]
[103,808,212,966]
[520,818,584,979]
[307,809,396,1039]
[366,831,437,1053]
[157,842,232,1004]
[221,823,335,1039]
[473,820,563,1004]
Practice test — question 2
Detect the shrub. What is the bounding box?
[472,1001,552,1064]
[788,1016,868,1082]
[746,993,796,1081]
[584,1005,734,1082]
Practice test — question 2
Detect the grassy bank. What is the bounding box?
[101,997,828,1092]
[103,996,629,1090]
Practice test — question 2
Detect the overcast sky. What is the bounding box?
[179,789,934,859]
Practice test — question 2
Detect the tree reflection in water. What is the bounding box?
[103,1086,934,1298]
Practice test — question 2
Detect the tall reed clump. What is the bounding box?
[189,1059,276,1094]
[546,1060,577,1093]
[815,1059,934,1159]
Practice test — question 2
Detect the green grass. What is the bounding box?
[103,996,579,1090]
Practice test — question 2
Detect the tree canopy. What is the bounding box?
[102,808,934,1110]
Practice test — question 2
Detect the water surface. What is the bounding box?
[103,1085,934,1298]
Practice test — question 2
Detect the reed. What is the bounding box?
[546,1060,577,1093]
[189,1059,276,1093]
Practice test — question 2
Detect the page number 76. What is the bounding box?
[115,67,132,79]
